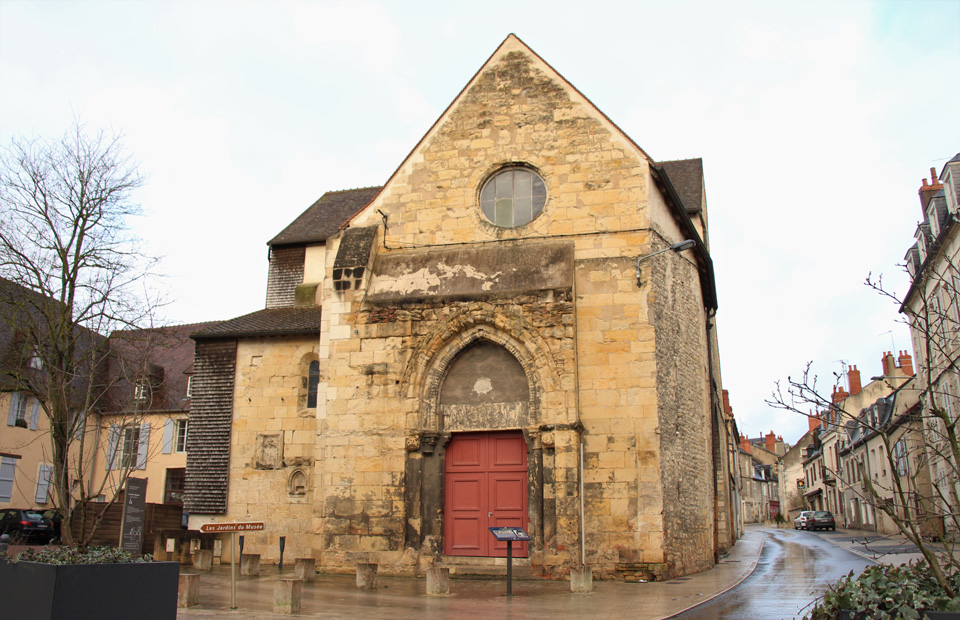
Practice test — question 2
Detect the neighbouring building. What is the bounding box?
[902,155,960,539]
[737,431,783,523]
[185,34,735,581]
[89,323,217,507]
[780,418,817,522]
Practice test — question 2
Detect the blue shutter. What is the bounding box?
[0,457,17,502]
[35,464,51,504]
[29,398,40,430]
[106,425,120,471]
[162,418,174,454]
[7,392,21,426]
[136,422,150,469]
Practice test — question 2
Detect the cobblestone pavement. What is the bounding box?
[176,529,765,620]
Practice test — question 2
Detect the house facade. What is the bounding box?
[186,35,733,581]
[903,155,960,538]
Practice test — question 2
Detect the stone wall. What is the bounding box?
[222,337,318,563]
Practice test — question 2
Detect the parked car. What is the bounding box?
[0,508,56,544]
[794,510,814,530]
[41,508,62,540]
[807,510,836,531]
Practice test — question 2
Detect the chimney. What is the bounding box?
[832,384,849,404]
[848,365,862,396]
[881,351,898,376]
[722,389,733,415]
[765,430,776,453]
[899,351,914,376]
[919,167,944,210]
[808,413,822,432]
[739,433,752,453]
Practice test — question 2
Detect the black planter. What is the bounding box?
[0,559,179,620]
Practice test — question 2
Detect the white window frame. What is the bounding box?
[175,419,188,453]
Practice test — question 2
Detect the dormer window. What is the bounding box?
[134,381,149,403]
[480,166,546,228]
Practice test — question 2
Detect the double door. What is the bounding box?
[443,431,529,557]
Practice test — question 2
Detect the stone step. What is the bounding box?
[440,557,536,580]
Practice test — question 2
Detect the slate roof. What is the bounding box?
[191,307,324,340]
[268,187,382,248]
[658,159,703,214]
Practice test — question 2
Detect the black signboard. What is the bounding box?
[120,478,148,553]
[488,526,531,541]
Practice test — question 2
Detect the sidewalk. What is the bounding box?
[814,526,935,565]
[177,529,764,620]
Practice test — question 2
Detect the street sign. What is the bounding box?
[200,521,265,533]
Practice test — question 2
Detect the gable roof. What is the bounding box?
[659,159,704,214]
[268,187,381,248]
[341,33,655,230]
[191,307,323,340]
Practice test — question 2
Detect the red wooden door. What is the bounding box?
[444,431,528,557]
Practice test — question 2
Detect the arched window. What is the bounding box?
[307,361,320,408]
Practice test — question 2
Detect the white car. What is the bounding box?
[794,510,814,530]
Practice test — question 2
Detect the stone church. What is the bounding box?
[185,34,736,581]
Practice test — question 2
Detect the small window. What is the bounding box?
[0,456,18,502]
[118,426,141,469]
[134,381,149,403]
[479,166,547,228]
[186,375,194,398]
[27,349,43,370]
[307,361,320,409]
[175,419,188,453]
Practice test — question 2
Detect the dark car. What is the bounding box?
[0,508,56,544]
[807,510,836,531]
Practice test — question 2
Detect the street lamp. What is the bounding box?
[635,239,696,287]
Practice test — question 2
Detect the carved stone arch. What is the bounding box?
[401,305,561,401]
[419,324,547,434]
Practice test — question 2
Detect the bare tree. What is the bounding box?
[768,267,960,597]
[0,120,164,545]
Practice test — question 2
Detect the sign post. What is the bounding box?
[199,522,266,610]
[119,478,147,553]
[488,527,531,596]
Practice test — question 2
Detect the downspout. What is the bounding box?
[706,309,720,562]
[572,258,586,569]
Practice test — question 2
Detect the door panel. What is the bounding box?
[443,431,528,557]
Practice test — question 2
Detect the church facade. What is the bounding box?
[186,35,736,581]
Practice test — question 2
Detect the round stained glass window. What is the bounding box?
[479,167,546,228]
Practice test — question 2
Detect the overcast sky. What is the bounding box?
[2,0,958,445]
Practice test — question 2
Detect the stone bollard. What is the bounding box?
[570,566,593,593]
[426,566,450,595]
[273,578,303,614]
[356,563,378,589]
[178,573,200,608]
[295,558,316,582]
[240,553,261,576]
[192,549,213,572]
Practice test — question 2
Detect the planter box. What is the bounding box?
[0,559,179,620]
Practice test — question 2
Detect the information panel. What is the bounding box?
[120,478,147,553]
[488,526,531,542]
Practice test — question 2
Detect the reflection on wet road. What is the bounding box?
[670,529,873,620]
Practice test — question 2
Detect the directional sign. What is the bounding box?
[200,522,265,533]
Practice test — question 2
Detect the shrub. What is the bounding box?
[10,546,154,565]
[805,561,960,619]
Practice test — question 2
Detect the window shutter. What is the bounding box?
[162,418,174,454]
[7,392,21,426]
[0,457,17,502]
[35,464,51,504]
[29,398,40,430]
[136,422,151,470]
[106,425,120,471]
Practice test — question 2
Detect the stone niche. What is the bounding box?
[439,341,530,431]
[254,433,284,470]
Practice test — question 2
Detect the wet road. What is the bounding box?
[670,529,873,620]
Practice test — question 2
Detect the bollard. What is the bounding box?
[295,558,316,582]
[426,566,450,595]
[192,549,213,572]
[178,573,200,608]
[0,533,9,556]
[356,563,378,589]
[570,566,593,593]
[240,553,261,576]
[273,578,303,614]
